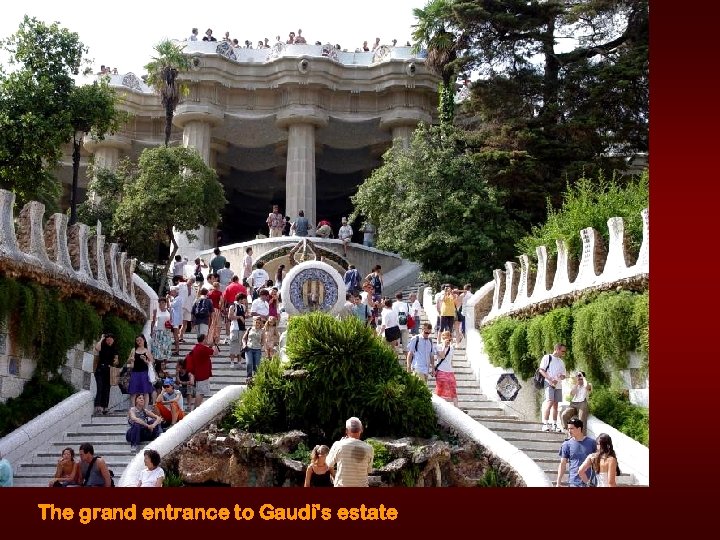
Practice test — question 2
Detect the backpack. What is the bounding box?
[533,355,552,390]
[84,456,115,487]
[192,298,211,318]
[350,269,361,291]
[397,311,408,326]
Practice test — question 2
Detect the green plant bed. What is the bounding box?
[0,375,74,437]
[231,312,437,445]
[589,387,649,447]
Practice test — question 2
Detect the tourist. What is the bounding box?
[257,40,265,49]
[282,216,292,236]
[150,298,173,378]
[326,417,374,487]
[315,219,333,238]
[304,445,334,487]
[249,261,270,299]
[154,378,185,425]
[555,417,596,487]
[209,247,227,274]
[191,288,214,337]
[186,333,215,408]
[360,221,375,247]
[578,433,620,487]
[242,317,266,381]
[264,37,270,48]
[228,292,248,369]
[371,37,381,51]
[362,40,370,51]
[263,316,280,359]
[193,257,207,282]
[267,204,284,237]
[137,449,165,487]
[392,292,411,349]
[338,217,353,256]
[561,371,592,434]
[126,395,163,452]
[93,333,118,415]
[175,358,195,412]
[287,31,296,44]
[203,28,217,42]
[170,286,184,354]
[49,447,80,487]
[172,254,186,279]
[207,281,223,350]
[406,323,437,382]
[188,28,199,41]
[353,293,372,325]
[275,264,286,290]
[438,284,457,336]
[217,261,234,293]
[126,335,155,406]
[539,344,568,433]
[409,292,422,336]
[223,276,246,338]
[434,331,458,407]
[295,29,307,44]
[343,264,362,295]
[0,451,12,487]
[268,287,280,319]
[223,31,232,43]
[291,210,311,237]
[365,265,383,302]
[242,247,254,281]
[78,443,112,487]
[459,283,472,337]
[379,298,401,349]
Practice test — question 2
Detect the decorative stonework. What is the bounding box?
[121,72,143,91]
[320,43,340,62]
[496,373,521,401]
[216,41,237,61]
[372,45,392,64]
[268,42,286,60]
[281,260,346,316]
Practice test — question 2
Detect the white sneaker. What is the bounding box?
[541,424,550,432]
[553,425,563,433]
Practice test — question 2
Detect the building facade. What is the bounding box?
[61,41,439,253]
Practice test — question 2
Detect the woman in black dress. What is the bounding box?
[93,334,119,415]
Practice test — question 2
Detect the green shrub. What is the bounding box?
[366,438,392,469]
[541,308,574,367]
[102,314,142,361]
[632,291,649,369]
[476,467,512,487]
[516,170,648,261]
[480,317,519,369]
[508,322,534,379]
[0,375,74,437]
[232,312,437,445]
[589,387,649,446]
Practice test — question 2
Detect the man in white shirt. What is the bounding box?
[249,289,270,322]
[392,292,411,350]
[408,292,422,336]
[326,417,374,487]
[406,323,437,381]
[538,343,568,432]
[249,261,270,299]
[266,204,284,237]
[338,217,353,256]
[217,262,234,292]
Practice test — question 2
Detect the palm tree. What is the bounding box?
[412,0,464,126]
[144,40,191,146]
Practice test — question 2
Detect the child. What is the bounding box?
[175,359,195,412]
[304,445,334,487]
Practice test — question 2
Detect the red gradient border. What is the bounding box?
[1,2,706,536]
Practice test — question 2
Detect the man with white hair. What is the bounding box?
[326,417,374,487]
[338,217,353,257]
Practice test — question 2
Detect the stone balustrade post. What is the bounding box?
[67,223,93,278]
[636,208,649,272]
[17,201,49,263]
[491,269,506,314]
[516,254,535,301]
[43,214,73,270]
[575,227,606,288]
[0,190,20,254]
[501,261,520,310]
[106,243,121,294]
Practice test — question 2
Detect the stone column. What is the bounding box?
[276,106,329,227]
[173,103,224,259]
[83,135,131,203]
[380,110,432,150]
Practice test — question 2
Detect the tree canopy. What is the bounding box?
[351,124,524,285]
[81,146,226,292]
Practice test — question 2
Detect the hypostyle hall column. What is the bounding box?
[276,106,329,227]
[83,134,131,203]
[380,109,432,149]
[173,103,224,258]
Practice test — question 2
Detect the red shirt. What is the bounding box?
[223,282,246,304]
[207,289,222,309]
[186,343,214,381]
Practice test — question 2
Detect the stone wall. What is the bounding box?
[0,189,152,401]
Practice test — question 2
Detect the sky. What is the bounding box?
[1,1,428,77]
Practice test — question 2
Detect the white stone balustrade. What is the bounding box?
[482,210,649,324]
[0,189,146,321]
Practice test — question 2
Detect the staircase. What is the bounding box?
[393,283,637,486]
[11,330,245,486]
[12,281,636,486]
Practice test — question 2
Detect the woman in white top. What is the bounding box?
[137,449,165,487]
[561,371,592,434]
[433,331,458,407]
[151,297,173,367]
[379,298,400,348]
[578,433,619,487]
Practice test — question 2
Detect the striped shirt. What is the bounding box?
[326,437,374,487]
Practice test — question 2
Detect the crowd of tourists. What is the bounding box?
[186,27,409,53]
